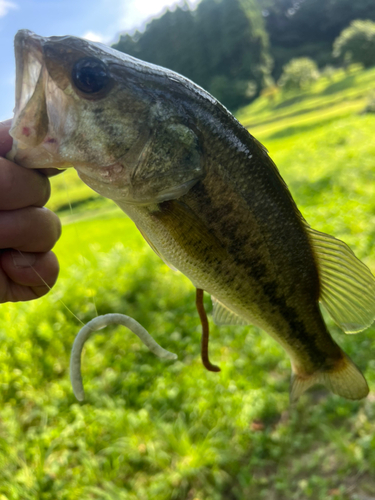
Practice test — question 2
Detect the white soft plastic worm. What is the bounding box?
[70,313,178,401]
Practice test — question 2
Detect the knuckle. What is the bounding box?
[41,208,62,247]
[37,173,52,206]
[0,159,16,195]
[52,212,62,242]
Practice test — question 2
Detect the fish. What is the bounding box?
[8,29,375,402]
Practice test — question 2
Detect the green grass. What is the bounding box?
[1,65,375,499]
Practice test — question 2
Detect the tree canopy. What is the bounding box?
[258,0,375,78]
[113,0,272,110]
[112,0,375,109]
[278,57,319,91]
[333,19,375,68]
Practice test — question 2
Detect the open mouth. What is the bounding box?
[7,30,72,169]
[8,30,142,194]
[13,32,44,111]
[8,30,123,175]
[10,31,47,147]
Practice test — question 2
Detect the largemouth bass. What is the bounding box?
[8,30,375,401]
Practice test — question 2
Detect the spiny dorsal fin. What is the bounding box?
[211,297,248,326]
[305,224,375,333]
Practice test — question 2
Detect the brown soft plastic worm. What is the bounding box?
[196,288,221,372]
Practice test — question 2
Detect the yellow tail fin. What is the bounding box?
[290,351,369,403]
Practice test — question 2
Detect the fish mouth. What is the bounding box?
[7,30,69,168]
[7,30,153,201]
[10,31,47,149]
[7,30,133,179]
[13,31,45,124]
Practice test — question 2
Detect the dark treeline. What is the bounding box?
[113,0,271,110]
[259,0,375,79]
[112,0,375,109]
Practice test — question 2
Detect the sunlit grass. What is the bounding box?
[237,64,375,126]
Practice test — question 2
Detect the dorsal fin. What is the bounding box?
[305,224,375,333]
[211,297,248,326]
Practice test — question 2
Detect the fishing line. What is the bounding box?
[62,170,99,319]
[62,169,74,217]
[14,172,101,327]
[15,249,85,326]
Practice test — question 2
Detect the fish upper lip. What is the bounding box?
[13,31,45,117]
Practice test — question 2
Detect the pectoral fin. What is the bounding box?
[306,224,375,333]
[129,123,204,204]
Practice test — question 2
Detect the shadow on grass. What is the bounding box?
[289,176,334,205]
[264,115,340,141]
[242,96,350,131]
[274,93,308,110]
[322,75,356,95]
[241,94,311,129]
[218,390,372,500]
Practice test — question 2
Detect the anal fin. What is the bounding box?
[211,297,249,326]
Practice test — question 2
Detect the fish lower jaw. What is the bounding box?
[98,163,125,181]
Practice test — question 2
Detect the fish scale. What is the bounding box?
[144,174,338,372]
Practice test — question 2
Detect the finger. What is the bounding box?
[0,120,12,157]
[0,250,59,302]
[0,207,61,252]
[0,157,52,209]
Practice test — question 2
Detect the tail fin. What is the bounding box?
[290,351,369,403]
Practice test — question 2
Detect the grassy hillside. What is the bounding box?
[0,66,375,500]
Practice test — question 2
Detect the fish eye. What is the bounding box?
[72,57,110,94]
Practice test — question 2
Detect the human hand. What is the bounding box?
[0,120,61,303]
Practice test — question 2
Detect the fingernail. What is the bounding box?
[12,251,37,268]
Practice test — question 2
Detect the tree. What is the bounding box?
[333,20,375,68]
[113,0,272,110]
[256,0,375,78]
[278,57,319,91]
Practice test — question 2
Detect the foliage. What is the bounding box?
[333,19,375,68]
[278,57,319,92]
[111,0,375,108]
[321,65,336,82]
[257,0,375,78]
[112,0,272,110]
[1,65,375,499]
